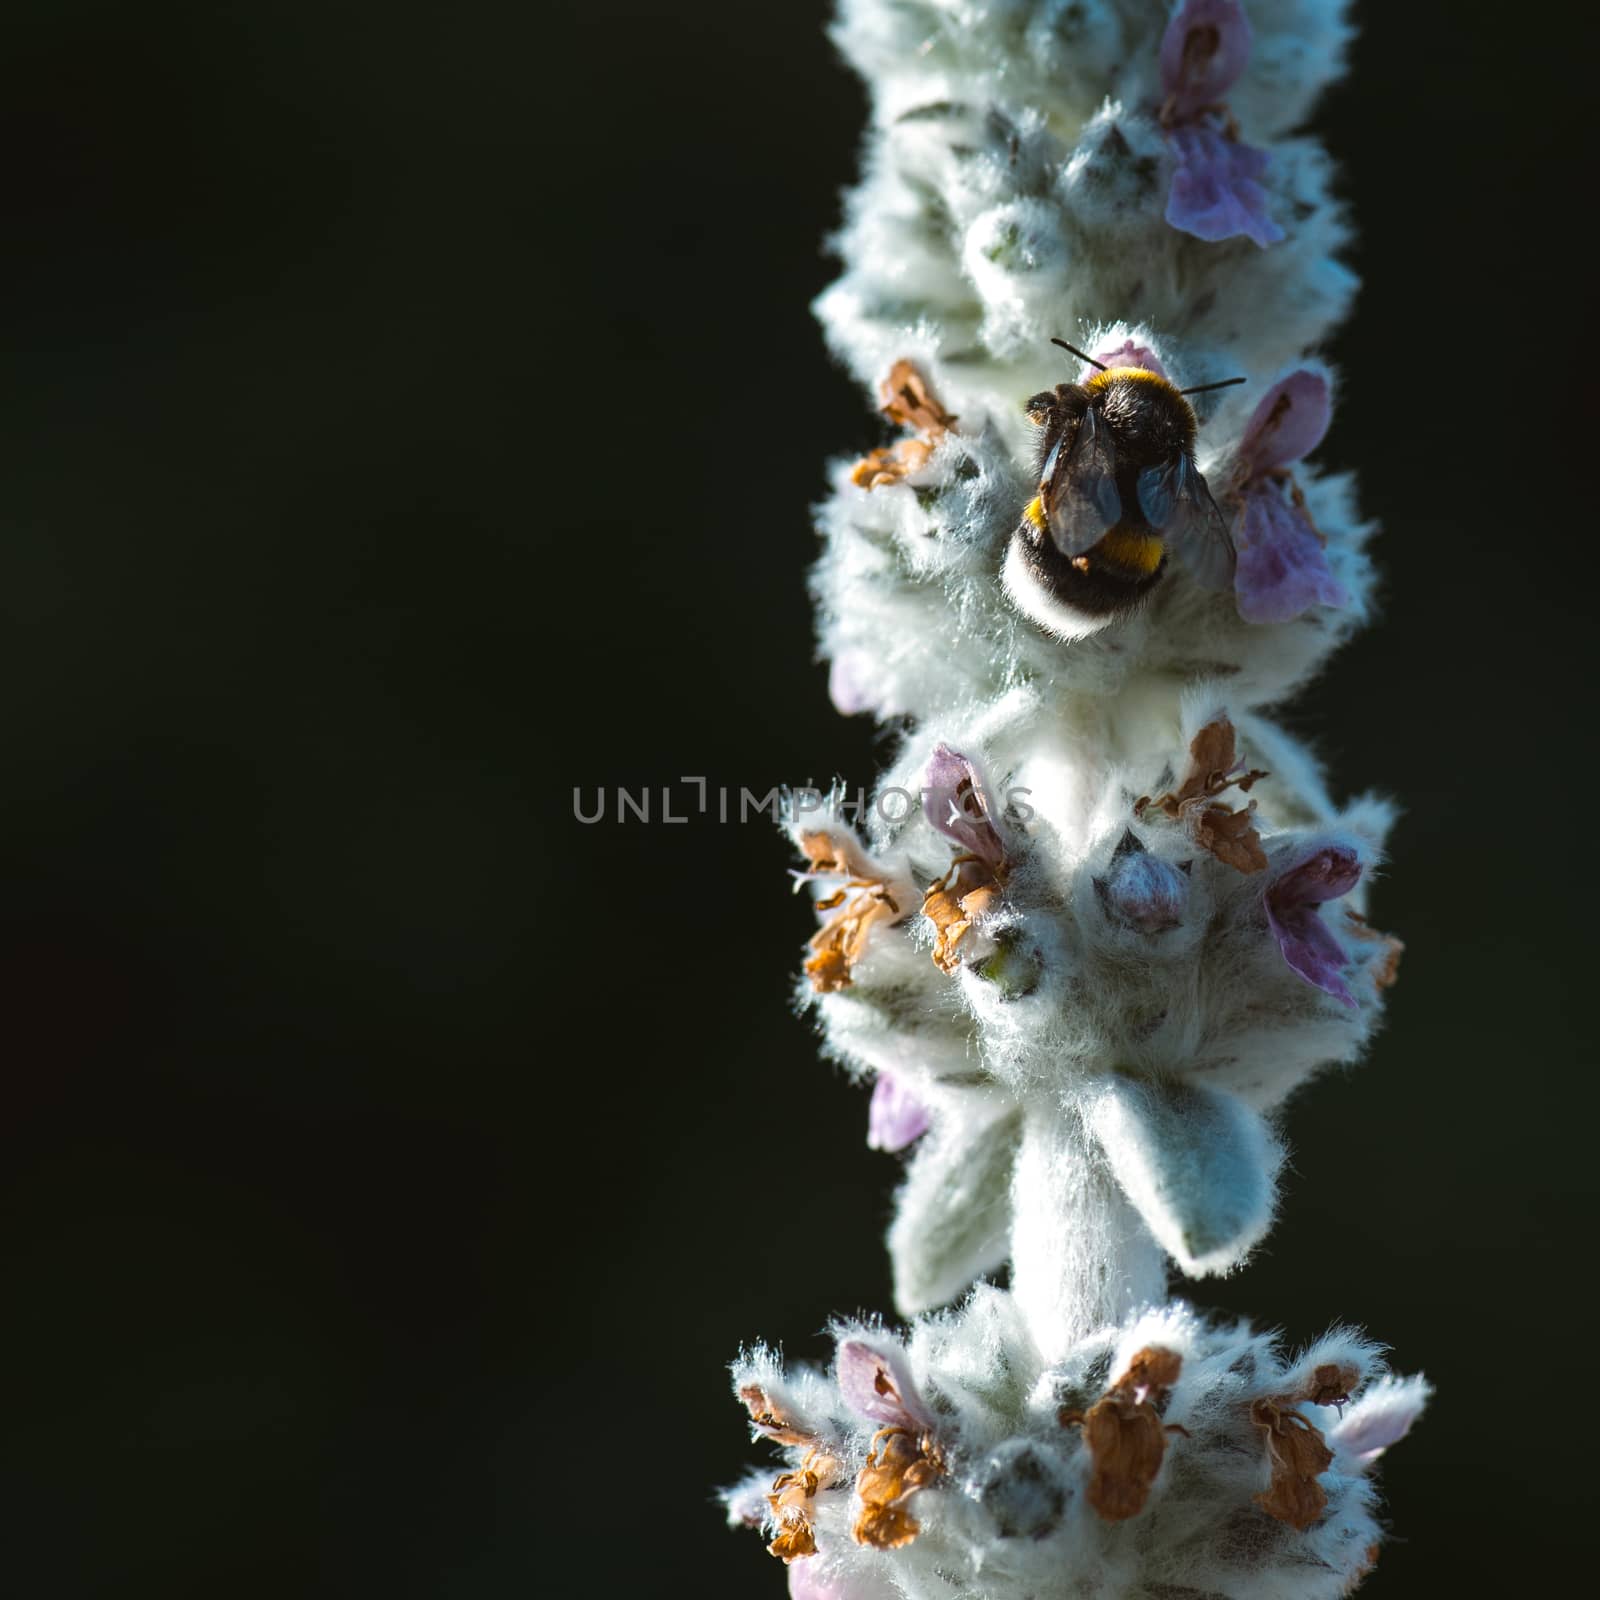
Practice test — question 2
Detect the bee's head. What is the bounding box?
[1050,338,1245,423]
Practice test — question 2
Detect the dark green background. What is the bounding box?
[0,1,1585,1593]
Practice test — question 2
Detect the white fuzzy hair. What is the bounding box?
[728,1288,1424,1599]
[731,1,1425,1593]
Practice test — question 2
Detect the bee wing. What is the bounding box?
[1041,405,1121,557]
[1135,459,1179,529]
[1160,455,1237,591]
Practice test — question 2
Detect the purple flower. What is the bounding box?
[827,649,876,716]
[867,1071,932,1152]
[836,1338,935,1430]
[1238,370,1332,470]
[1158,0,1253,120]
[1158,0,1283,248]
[1231,371,1350,624]
[923,744,1006,872]
[1164,124,1283,247]
[1265,846,1362,1007]
[1089,339,1168,380]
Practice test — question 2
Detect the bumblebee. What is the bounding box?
[1002,339,1243,639]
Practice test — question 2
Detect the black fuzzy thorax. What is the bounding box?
[1028,375,1197,483]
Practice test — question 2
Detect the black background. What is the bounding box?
[0,1,1589,1594]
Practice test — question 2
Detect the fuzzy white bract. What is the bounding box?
[726,3,1426,1594]
[730,1295,1429,1599]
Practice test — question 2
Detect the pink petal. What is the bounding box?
[1090,339,1169,380]
[1328,1376,1431,1466]
[1265,846,1363,1007]
[1269,845,1362,908]
[1239,370,1332,472]
[788,1565,841,1600]
[1159,0,1254,121]
[1165,122,1283,248]
[867,1072,931,1152]
[836,1338,933,1430]
[923,744,1007,871]
[828,649,877,716]
[1234,484,1349,624]
[789,1562,900,1600]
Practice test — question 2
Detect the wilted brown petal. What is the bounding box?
[798,831,867,879]
[1185,717,1240,793]
[1082,1400,1169,1521]
[767,1468,820,1562]
[1135,717,1268,874]
[765,1452,843,1564]
[921,859,1000,975]
[1118,1346,1183,1400]
[767,1511,817,1562]
[806,887,899,993]
[853,1501,920,1550]
[1193,802,1268,873]
[1061,1346,1184,1523]
[1251,1398,1335,1530]
[740,1383,819,1449]
[1300,1363,1359,1409]
[804,945,853,994]
[795,832,903,993]
[852,1427,943,1551]
[848,360,957,491]
[850,438,937,490]
[879,359,958,436]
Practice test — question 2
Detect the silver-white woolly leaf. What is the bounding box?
[1085,1075,1284,1277]
[889,1106,1021,1315]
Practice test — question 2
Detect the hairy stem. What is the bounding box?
[1009,1107,1166,1364]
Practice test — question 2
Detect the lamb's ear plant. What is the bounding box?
[724,3,1427,1594]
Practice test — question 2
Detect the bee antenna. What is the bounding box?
[1179,376,1248,395]
[1051,337,1107,371]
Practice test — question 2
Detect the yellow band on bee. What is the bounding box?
[1023,495,1047,531]
[1085,367,1180,398]
[1097,526,1165,574]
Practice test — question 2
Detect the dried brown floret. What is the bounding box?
[795,831,903,993]
[1136,716,1269,874]
[852,1426,945,1551]
[1251,1397,1335,1530]
[739,1383,818,1450]
[1192,804,1270,874]
[879,361,958,436]
[921,855,1001,975]
[1300,1363,1359,1410]
[849,360,959,490]
[1059,1345,1186,1522]
[765,1449,843,1564]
